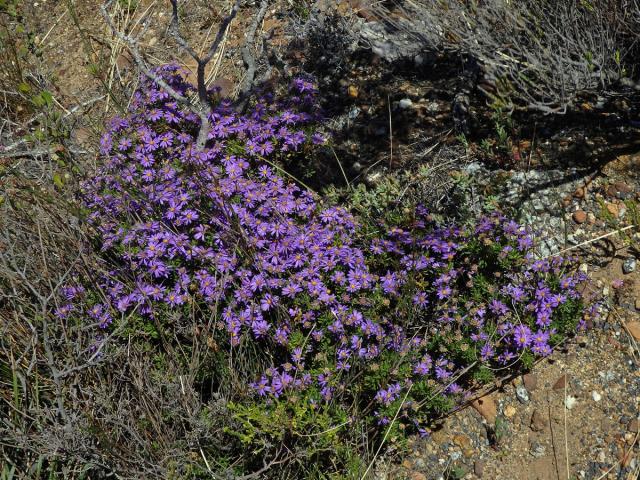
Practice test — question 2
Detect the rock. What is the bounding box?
[617,446,632,468]
[471,395,497,424]
[591,391,602,402]
[606,182,633,199]
[474,460,485,478]
[453,434,472,450]
[552,374,568,391]
[399,98,413,109]
[572,210,587,224]
[410,472,427,480]
[516,385,530,404]
[622,257,637,274]
[348,85,359,98]
[636,298,640,311]
[530,410,546,432]
[628,419,639,433]
[606,184,619,198]
[523,373,538,391]
[573,187,585,199]
[606,202,620,217]
[529,440,546,458]
[614,181,634,198]
[586,212,596,224]
[625,321,640,340]
[504,405,517,418]
[565,396,577,410]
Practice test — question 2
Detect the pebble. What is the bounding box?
[625,321,640,340]
[636,298,640,311]
[516,385,530,404]
[523,373,538,391]
[591,391,602,402]
[530,410,546,432]
[565,396,578,410]
[622,257,637,274]
[471,395,497,424]
[553,374,568,391]
[606,202,620,217]
[399,98,413,109]
[504,405,517,418]
[572,210,587,224]
[410,472,427,480]
[474,460,485,478]
[348,85,359,98]
[529,440,546,458]
[452,434,472,451]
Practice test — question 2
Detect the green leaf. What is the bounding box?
[53,173,64,189]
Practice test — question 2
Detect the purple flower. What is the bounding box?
[513,325,532,349]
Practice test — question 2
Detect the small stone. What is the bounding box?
[573,187,585,199]
[399,98,413,109]
[606,202,620,217]
[471,395,497,424]
[591,391,602,402]
[348,85,359,98]
[453,434,472,450]
[552,374,568,391]
[474,460,485,478]
[530,410,546,432]
[565,396,577,410]
[504,405,517,418]
[410,472,427,480]
[636,298,640,310]
[625,321,640,340]
[529,440,546,458]
[617,446,632,467]
[402,459,412,469]
[628,419,639,433]
[586,212,596,224]
[622,257,637,274]
[516,385,530,404]
[572,210,587,224]
[523,373,538,391]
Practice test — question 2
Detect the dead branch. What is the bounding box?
[240,0,269,96]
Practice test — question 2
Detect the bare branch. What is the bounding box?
[240,0,269,96]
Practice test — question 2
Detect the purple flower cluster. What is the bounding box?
[59,66,591,434]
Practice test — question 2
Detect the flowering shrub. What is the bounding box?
[59,65,593,471]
